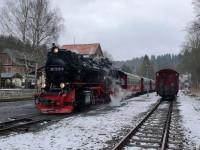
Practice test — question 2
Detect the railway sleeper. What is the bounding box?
[169,133,184,138]
[148,116,168,120]
[145,122,166,125]
[132,134,162,140]
[148,115,168,118]
[143,122,166,126]
[130,138,161,144]
[168,139,185,145]
[170,124,182,129]
[137,130,163,135]
[126,143,159,149]
[167,148,183,150]
[168,144,184,150]
[169,130,184,135]
[136,133,162,138]
[142,125,163,129]
[140,127,163,132]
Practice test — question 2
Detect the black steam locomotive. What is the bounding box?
[35,44,112,113]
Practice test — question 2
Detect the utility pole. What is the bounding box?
[73,36,76,48]
[0,61,2,88]
[34,62,38,90]
[146,63,149,97]
[23,53,29,88]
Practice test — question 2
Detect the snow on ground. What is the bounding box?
[0,93,160,150]
[178,91,200,147]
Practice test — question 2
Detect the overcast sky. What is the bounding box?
[0,0,195,60]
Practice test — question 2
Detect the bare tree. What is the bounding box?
[27,0,63,52]
[0,0,63,59]
[179,0,200,88]
[0,0,30,43]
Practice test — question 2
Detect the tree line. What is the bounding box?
[114,54,180,79]
[179,0,200,88]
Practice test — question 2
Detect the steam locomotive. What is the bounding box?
[35,45,112,113]
[35,44,155,113]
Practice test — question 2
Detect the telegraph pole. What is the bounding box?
[146,63,149,97]
[0,61,2,88]
[35,62,38,90]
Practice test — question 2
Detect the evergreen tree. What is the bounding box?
[121,64,132,73]
[138,55,154,79]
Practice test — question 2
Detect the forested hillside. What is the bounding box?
[178,0,200,87]
[113,54,181,79]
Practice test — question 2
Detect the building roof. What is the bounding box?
[62,43,102,55]
[0,49,35,67]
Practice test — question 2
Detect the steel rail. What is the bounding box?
[112,99,161,150]
[0,114,42,127]
[0,114,51,133]
[0,109,83,134]
[0,119,49,133]
[160,100,173,150]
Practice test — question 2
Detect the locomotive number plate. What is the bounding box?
[49,67,64,71]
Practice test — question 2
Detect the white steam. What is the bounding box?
[110,79,132,107]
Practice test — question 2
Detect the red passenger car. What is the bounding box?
[156,69,179,99]
[113,70,155,96]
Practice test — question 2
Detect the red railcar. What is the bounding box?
[113,70,155,96]
[156,69,179,99]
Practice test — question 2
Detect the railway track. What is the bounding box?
[112,100,173,150]
[0,103,106,135]
[0,114,52,134]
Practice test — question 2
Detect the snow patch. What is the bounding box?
[0,93,159,150]
[178,91,200,146]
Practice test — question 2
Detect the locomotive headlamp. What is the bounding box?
[60,83,65,89]
[53,47,59,53]
[41,83,46,88]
